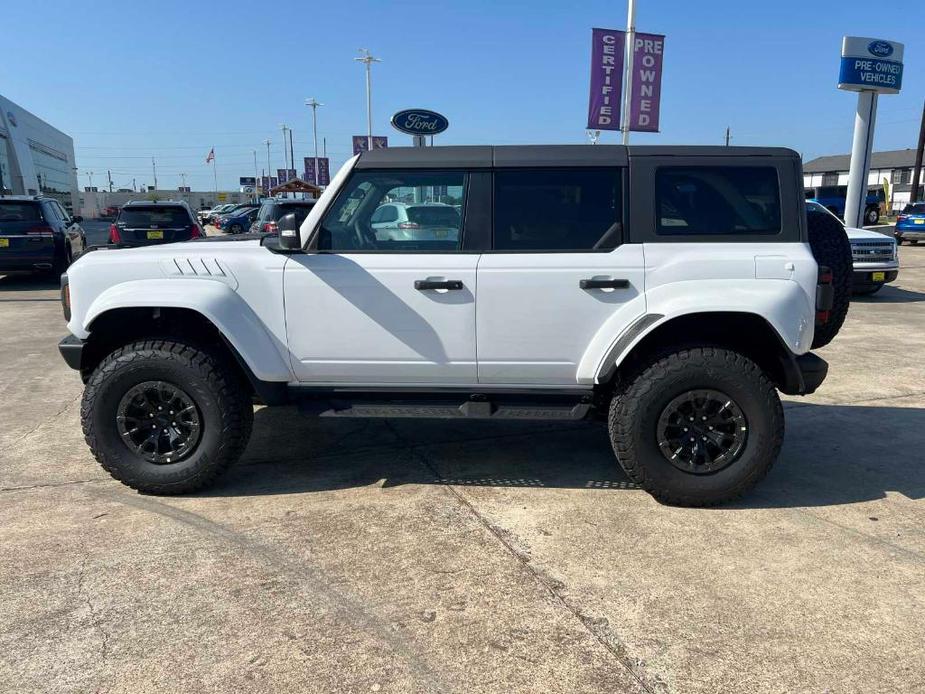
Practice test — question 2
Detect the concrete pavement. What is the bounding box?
[1,247,924,693]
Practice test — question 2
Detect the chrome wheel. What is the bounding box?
[116,381,201,464]
[656,389,747,474]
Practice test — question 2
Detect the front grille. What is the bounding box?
[851,240,894,263]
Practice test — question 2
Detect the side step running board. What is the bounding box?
[296,395,592,421]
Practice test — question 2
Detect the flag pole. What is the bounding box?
[211,147,218,197]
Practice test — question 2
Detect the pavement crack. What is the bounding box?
[0,478,109,494]
[382,421,659,694]
[75,553,112,671]
[4,391,81,450]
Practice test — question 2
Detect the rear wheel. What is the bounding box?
[230,223,243,234]
[807,209,852,349]
[609,348,783,507]
[81,340,253,494]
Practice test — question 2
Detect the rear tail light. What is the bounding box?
[190,224,203,239]
[263,221,278,233]
[816,310,830,323]
[398,222,420,229]
[816,265,834,325]
[897,215,908,222]
[818,267,833,285]
[108,224,122,243]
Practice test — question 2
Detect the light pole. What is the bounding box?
[253,150,259,202]
[305,97,323,185]
[279,124,289,174]
[152,156,158,190]
[264,139,272,195]
[620,0,637,145]
[355,48,381,151]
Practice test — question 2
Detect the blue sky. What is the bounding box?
[2,0,923,190]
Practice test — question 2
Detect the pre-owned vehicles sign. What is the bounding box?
[838,36,904,94]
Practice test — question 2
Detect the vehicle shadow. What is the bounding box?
[201,402,925,509]
[851,285,925,304]
[0,274,59,293]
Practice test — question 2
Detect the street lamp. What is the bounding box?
[264,139,271,194]
[355,49,381,151]
[305,98,323,185]
[279,124,289,173]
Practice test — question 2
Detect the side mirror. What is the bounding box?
[277,212,301,250]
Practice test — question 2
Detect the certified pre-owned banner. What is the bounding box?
[629,33,666,132]
[587,28,625,131]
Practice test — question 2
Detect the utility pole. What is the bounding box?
[305,97,323,185]
[620,0,636,145]
[910,99,925,204]
[355,48,381,151]
[152,157,158,190]
[132,177,136,192]
[107,169,113,192]
[725,127,731,146]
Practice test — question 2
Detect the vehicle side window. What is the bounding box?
[493,168,622,252]
[43,202,62,222]
[53,202,70,222]
[655,166,781,236]
[256,204,274,222]
[319,171,466,252]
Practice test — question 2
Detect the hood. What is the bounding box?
[844,226,893,242]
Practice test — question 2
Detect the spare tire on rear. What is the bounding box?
[807,208,852,349]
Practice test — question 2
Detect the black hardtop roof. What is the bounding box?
[356,144,800,169]
[122,199,190,207]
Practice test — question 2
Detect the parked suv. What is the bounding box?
[108,200,202,246]
[371,202,461,242]
[0,195,85,276]
[895,202,925,244]
[250,198,316,234]
[58,145,850,506]
[805,185,883,226]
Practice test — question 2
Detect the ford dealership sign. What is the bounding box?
[390,109,449,136]
[838,36,904,94]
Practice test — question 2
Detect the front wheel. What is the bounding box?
[81,340,253,494]
[608,348,784,507]
[230,223,243,234]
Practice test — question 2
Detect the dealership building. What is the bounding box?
[0,93,79,213]
[803,148,920,211]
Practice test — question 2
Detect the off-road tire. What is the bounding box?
[609,347,784,507]
[807,209,852,349]
[81,340,253,494]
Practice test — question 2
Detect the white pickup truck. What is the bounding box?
[58,145,851,506]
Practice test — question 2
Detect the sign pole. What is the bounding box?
[844,90,878,229]
[620,0,636,145]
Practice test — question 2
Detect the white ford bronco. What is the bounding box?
[58,145,851,506]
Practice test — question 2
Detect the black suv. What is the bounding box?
[108,200,203,246]
[0,196,85,277]
[250,199,316,234]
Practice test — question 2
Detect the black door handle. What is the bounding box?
[580,278,630,290]
[415,279,464,291]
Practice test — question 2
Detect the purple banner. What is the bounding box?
[261,176,279,192]
[629,33,665,132]
[352,135,389,156]
[588,28,625,130]
[276,169,297,184]
[303,157,330,186]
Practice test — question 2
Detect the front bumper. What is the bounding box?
[852,268,898,287]
[59,334,84,370]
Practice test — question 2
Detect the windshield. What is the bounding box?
[119,207,191,227]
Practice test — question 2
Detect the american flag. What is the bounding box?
[205,147,215,164]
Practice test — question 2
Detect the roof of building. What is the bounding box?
[804,148,919,173]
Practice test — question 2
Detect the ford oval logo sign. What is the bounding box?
[390,109,449,136]
[868,40,894,58]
